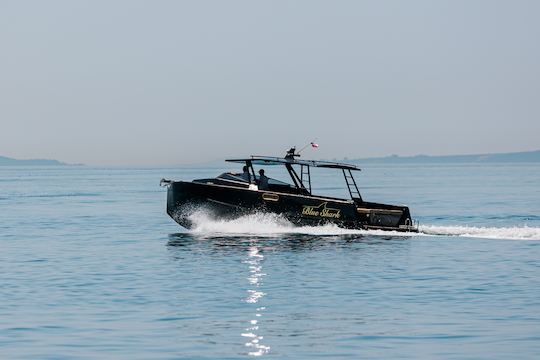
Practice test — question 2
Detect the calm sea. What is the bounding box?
[1,163,539,359]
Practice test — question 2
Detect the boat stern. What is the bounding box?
[355,201,418,232]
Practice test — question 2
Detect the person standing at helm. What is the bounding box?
[240,165,251,183]
[258,169,269,190]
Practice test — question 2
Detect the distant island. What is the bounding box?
[2,149,539,166]
[348,150,540,164]
[0,155,71,166]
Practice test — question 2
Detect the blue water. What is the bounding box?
[1,164,539,359]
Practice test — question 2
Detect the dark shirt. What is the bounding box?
[240,171,251,182]
[259,174,269,189]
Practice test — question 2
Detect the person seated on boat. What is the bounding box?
[258,169,269,190]
[240,165,251,183]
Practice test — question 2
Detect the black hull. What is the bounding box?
[166,181,417,232]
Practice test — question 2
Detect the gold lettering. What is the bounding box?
[302,207,320,216]
[321,208,341,219]
[302,202,341,219]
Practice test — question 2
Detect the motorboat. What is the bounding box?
[160,148,418,232]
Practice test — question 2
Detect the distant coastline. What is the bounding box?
[348,150,540,164]
[2,149,539,166]
[0,155,77,166]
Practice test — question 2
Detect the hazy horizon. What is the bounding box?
[2,1,539,166]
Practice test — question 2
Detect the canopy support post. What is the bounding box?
[286,164,308,193]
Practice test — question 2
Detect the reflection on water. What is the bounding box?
[166,232,407,252]
[166,232,411,357]
[241,245,270,356]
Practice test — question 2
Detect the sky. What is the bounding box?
[1,0,539,166]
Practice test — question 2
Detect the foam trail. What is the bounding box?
[419,225,540,241]
[187,209,413,236]
[186,209,540,240]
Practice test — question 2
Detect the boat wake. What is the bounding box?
[188,210,368,236]
[185,209,540,240]
[419,225,540,241]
